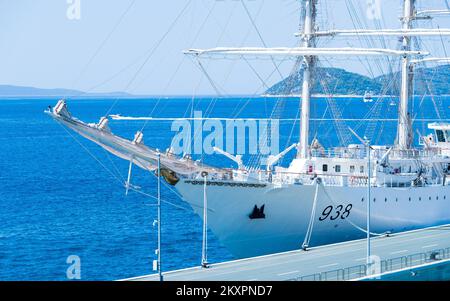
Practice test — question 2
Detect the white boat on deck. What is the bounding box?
[363,91,374,103]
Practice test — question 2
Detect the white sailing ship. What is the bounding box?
[47,0,450,258]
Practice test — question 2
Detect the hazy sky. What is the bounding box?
[1,0,449,95]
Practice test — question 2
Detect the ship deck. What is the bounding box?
[121,224,450,281]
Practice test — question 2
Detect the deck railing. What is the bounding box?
[253,170,446,188]
[311,147,442,160]
[289,247,450,281]
[193,168,448,188]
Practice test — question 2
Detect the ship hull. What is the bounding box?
[176,179,450,258]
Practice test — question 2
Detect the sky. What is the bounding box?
[0,0,450,95]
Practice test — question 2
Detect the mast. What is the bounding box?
[397,0,415,150]
[298,0,317,159]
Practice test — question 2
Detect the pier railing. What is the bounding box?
[311,147,442,160]
[290,247,450,281]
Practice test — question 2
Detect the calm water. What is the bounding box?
[0,96,447,280]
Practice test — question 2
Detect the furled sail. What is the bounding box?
[46,100,222,177]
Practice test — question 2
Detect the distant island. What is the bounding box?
[0,85,133,98]
[2,64,450,98]
[265,64,450,96]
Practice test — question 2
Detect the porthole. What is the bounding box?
[409,197,411,202]
[373,198,376,203]
[361,198,364,202]
[385,198,387,202]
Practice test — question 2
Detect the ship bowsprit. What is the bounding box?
[46,100,223,181]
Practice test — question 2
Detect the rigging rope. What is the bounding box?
[189,3,253,162]
[302,178,321,250]
[319,180,385,237]
[55,116,194,212]
[239,0,285,80]
[244,53,297,170]
[139,0,222,134]
[104,0,193,117]
[64,0,137,100]
[195,59,224,96]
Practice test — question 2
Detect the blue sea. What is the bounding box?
[0,96,447,280]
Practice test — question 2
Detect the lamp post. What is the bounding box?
[365,138,372,274]
[157,153,163,281]
[201,171,209,268]
[348,127,373,275]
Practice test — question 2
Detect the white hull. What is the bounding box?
[176,180,450,258]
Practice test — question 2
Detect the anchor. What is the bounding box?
[249,204,266,219]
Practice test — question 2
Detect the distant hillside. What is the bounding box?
[0,85,132,98]
[266,65,450,96]
[266,67,382,95]
[375,64,450,95]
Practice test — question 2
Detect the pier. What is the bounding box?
[121,224,450,281]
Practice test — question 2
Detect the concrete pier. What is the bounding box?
[121,224,450,281]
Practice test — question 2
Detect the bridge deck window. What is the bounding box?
[436,130,446,142]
